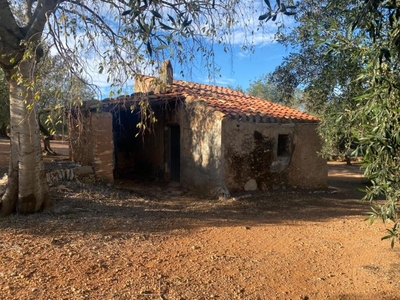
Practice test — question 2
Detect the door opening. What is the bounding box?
[169,125,180,182]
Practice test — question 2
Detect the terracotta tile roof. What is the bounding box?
[104,76,319,123]
[170,79,319,123]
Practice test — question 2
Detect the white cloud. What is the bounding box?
[199,75,236,87]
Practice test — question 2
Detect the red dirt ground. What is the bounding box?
[0,139,399,299]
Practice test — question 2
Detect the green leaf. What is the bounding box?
[155,45,168,50]
[182,18,192,27]
[259,13,271,21]
[146,41,152,56]
[167,14,176,25]
[159,21,174,30]
[381,234,393,240]
[137,19,150,34]
[283,12,296,16]
[151,10,162,18]
[132,10,142,18]
[264,0,271,9]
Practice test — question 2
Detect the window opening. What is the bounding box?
[277,134,290,156]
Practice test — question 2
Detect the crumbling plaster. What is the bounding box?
[287,123,327,188]
[222,118,327,191]
[179,100,226,194]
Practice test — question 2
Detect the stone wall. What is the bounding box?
[222,118,327,192]
[69,110,94,166]
[91,112,114,183]
[69,111,114,183]
[287,123,327,188]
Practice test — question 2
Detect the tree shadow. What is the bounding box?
[0,165,372,239]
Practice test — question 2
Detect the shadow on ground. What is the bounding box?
[0,161,373,239]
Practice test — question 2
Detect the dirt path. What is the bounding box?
[0,140,399,299]
[0,138,69,175]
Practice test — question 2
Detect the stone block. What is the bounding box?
[244,178,258,191]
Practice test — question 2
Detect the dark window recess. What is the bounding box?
[277,134,290,156]
[169,125,180,182]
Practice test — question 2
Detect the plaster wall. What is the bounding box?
[180,101,226,194]
[287,123,328,188]
[222,118,327,191]
[134,76,172,94]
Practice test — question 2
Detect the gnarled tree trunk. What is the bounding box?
[1,60,50,215]
[39,113,56,156]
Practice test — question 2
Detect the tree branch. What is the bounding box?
[0,0,24,66]
[68,1,120,41]
[24,0,59,44]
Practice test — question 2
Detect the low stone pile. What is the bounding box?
[46,166,94,184]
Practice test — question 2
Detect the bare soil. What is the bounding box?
[0,139,399,299]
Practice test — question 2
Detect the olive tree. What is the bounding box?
[265,0,365,159]
[262,0,400,246]
[36,53,96,154]
[302,0,400,246]
[347,0,400,246]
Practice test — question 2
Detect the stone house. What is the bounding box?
[69,73,327,196]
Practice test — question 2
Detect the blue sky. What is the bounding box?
[92,41,291,99]
[85,3,296,99]
[44,0,296,99]
[177,42,290,90]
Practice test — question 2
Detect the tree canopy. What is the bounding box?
[265,0,400,246]
[245,72,303,109]
[267,0,365,157]
[348,0,400,246]
[247,73,281,103]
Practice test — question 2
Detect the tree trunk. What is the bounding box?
[43,136,56,155]
[39,113,56,155]
[0,60,51,215]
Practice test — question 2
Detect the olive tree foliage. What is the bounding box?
[266,0,365,158]
[311,0,400,246]
[0,0,277,215]
[227,73,283,103]
[35,52,96,154]
[36,52,95,129]
[264,0,400,246]
[246,72,303,109]
[247,73,281,102]
[347,0,400,247]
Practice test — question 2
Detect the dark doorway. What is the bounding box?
[169,125,180,181]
